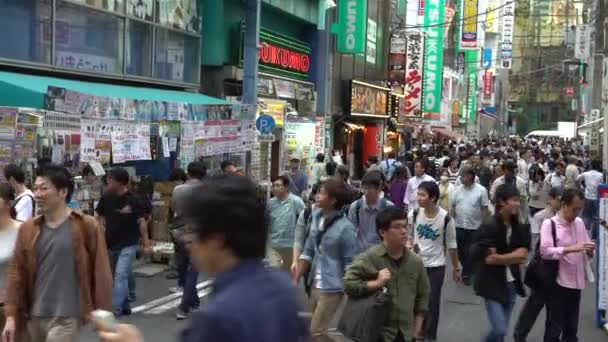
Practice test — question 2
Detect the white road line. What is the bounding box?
[145,288,213,315]
[131,280,213,314]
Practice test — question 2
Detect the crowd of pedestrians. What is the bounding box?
[0,135,603,342]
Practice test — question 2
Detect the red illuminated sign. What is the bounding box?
[258,42,310,75]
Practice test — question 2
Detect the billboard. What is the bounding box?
[461,0,479,49]
[334,0,368,54]
[501,0,514,68]
[422,0,446,117]
[350,81,390,118]
[404,33,425,119]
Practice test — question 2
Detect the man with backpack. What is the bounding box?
[4,164,35,221]
[348,171,394,254]
[409,181,460,342]
[381,152,402,182]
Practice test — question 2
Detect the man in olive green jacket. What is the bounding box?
[343,207,430,342]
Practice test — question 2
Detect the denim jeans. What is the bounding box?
[583,199,599,239]
[175,247,189,288]
[109,245,138,315]
[484,282,516,342]
[178,263,200,313]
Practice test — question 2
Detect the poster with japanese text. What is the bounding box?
[80,119,114,163]
[403,33,425,120]
[111,123,152,164]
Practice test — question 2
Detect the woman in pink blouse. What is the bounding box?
[540,188,595,342]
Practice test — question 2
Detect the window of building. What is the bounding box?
[65,0,124,13]
[154,28,199,83]
[56,1,124,74]
[0,0,51,64]
[126,20,152,76]
[155,0,199,33]
[126,0,153,21]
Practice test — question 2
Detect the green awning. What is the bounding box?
[0,71,227,109]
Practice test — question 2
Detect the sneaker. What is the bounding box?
[176,309,189,320]
[169,286,183,294]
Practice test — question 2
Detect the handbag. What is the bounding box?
[524,219,559,290]
[338,259,391,342]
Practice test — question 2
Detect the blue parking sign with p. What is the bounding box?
[256,114,276,135]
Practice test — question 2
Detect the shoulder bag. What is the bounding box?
[524,219,559,290]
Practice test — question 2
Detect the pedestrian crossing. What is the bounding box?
[131,280,213,315]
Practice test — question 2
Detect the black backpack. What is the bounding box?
[412,208,451,254]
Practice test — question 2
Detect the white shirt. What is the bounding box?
[408,207,457,268]
[451,183,490,230]
[578,170,603,200]
[545,173,565,190]
[505,224,515,282]
[404,174,435,208]
[14,189,34,222]
[517,158,529,182]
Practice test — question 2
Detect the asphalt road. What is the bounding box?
[78,266,608,342]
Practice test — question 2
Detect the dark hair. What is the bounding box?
[393,166,407,180]
[185,175,268,259]
[362,171,383,188]
[169,168,187,182]
[418,181,440,203]
[414,158,428,171]
[273,175,290,187]
[4,164,26,184]
[561,188,584,205]
[320,179,350,210]
[220,160,234,171]
[591,159,602,171]
[107,167,130,186]
[187,161,207,180]
[336,165,350,181]
[315,153,325,163]
[0,183,16,219]
[495,184,520,211]
[36,164,74,203]
[460,166,476,178]
[368,155,379,164]
[326,161,337,176]
[547,187,562,199]
[82,165,94,178]
[502,160,517,172]
[376,206,407,238]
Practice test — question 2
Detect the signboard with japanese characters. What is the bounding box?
[350,81,390,118]
[461,0,479,49]
[404,33,425,120]
[501,1,515,68]
[111,123,152,164]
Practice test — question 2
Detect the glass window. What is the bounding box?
[155,0,199,33]
[55,1,124,74]
[154,28,199,84]
[126,20,152,76]
[65,0,124,13]
[0,0,51,63]
[126,0,153,21]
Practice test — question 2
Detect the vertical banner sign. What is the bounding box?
[422,0,446,118]
[483,70,493,99]
[465,51,478,122]
[574,24,591,60]
[456,52,465,75]
[483,48,492,68]
[597,186,608,311]
[333,0,368,54]
[405,33,425,119]
[461,0,479,49]
[602,57,608,102]
[501,0,514,68]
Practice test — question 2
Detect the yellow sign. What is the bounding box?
[258,100,285,127]
[486,5,495,32]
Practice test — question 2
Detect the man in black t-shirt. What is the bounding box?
[96,167,150,316]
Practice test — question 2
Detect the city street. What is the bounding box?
[79,265,608,342]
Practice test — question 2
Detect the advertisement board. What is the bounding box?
[465,51,478,122]
[350,81,390,118]
[461,0,479,49]
[404,33,425,119]
[483,70,493,99]
[422,0,446,118]
[501,0,515,68]
[333,0,368,54]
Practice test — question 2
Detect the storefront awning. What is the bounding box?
[432,127,463,140]
[0,71,227,109]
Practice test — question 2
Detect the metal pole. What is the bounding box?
[465,75,470,136]
[242,0,261,180]
[242,0,261,106]
[316,3,332,156]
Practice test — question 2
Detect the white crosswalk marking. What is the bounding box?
[131,280,213,314]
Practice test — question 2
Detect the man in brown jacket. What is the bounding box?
[2,164,112,342]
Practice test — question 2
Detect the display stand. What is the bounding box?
[596,185,608,328]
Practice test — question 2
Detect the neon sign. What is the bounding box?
[258,42,310,75]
